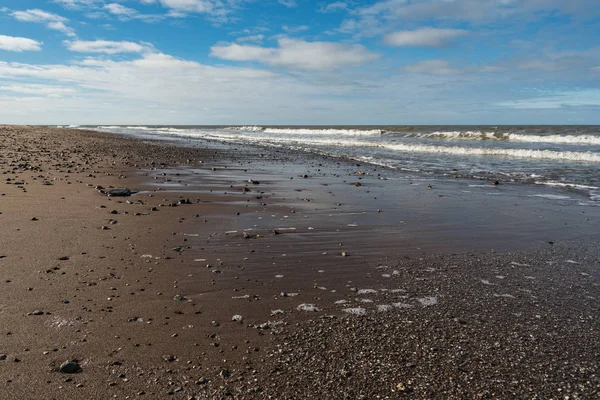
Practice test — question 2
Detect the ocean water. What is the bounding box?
[76,125,600,201]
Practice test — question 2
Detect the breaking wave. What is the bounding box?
[414,131,600,145]
[383,143,600,162]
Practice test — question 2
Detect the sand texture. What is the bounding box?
[0,126,598,399]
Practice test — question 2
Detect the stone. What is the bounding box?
[59,360,81,374]
[107,188,132,197]
[219,368,230,378]
[0,354,6,361]
[231,315,243,323]
[31,310,44,315]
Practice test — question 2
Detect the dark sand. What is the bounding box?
[0,126,598,399]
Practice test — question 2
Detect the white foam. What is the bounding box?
[384,143,600,162]
[531,194,572,200]
[537,182,600,190]
[509,133,600,145]
[225,126,264,131]
[416,131,600,145]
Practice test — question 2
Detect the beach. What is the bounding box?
[0,125,598,399]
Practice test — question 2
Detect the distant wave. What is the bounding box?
[383,143,600,162]
[209,131,600,162]
[225,126,383,136]
[225,126,264,132]
[414,131,600,145]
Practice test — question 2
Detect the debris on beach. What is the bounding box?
[106,188,133,197]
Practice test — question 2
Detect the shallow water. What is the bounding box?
[80,124,600,201]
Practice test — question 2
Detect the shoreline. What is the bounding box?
[0,126,598,399]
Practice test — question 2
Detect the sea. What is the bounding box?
[70,125,600,203]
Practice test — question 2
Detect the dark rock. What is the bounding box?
[107,188,132,197]
[0,354,6,361]
[31,310,44,315]
[59,360,81,374]
[58,256,69,261]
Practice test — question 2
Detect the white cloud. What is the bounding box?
[11,9,67,22]
[498,89,600,109]
[384,28,468,47]
[0,35,42,52]
[53,0,101,9]
[66,40,153,54]
[360,0,599,23]
[47,21,77,37]
[0,53,290,124]
[103,3,165,22]
[104,3,137,16]
[338,0,600,38]
[278,0,297,8]
[403,60,460,75]
[319,2,348,13]
[0,83,77,96]
[212,43,273,61]
[157,0,214,13]
[211,38,379,71]
[10,9,76,37]
[0,50,597,125]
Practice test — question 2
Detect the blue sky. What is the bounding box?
[0,0,599,125]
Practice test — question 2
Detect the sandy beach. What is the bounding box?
[0,126,598,399]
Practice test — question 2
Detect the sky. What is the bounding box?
[0,0,599,125]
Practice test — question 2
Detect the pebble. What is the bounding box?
[231,315,243,323]
[59,360,81,374]
[0,354,6,361]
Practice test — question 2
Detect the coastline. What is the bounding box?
[0,126,598,399]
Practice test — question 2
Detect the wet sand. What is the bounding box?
[0,126,598,399]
